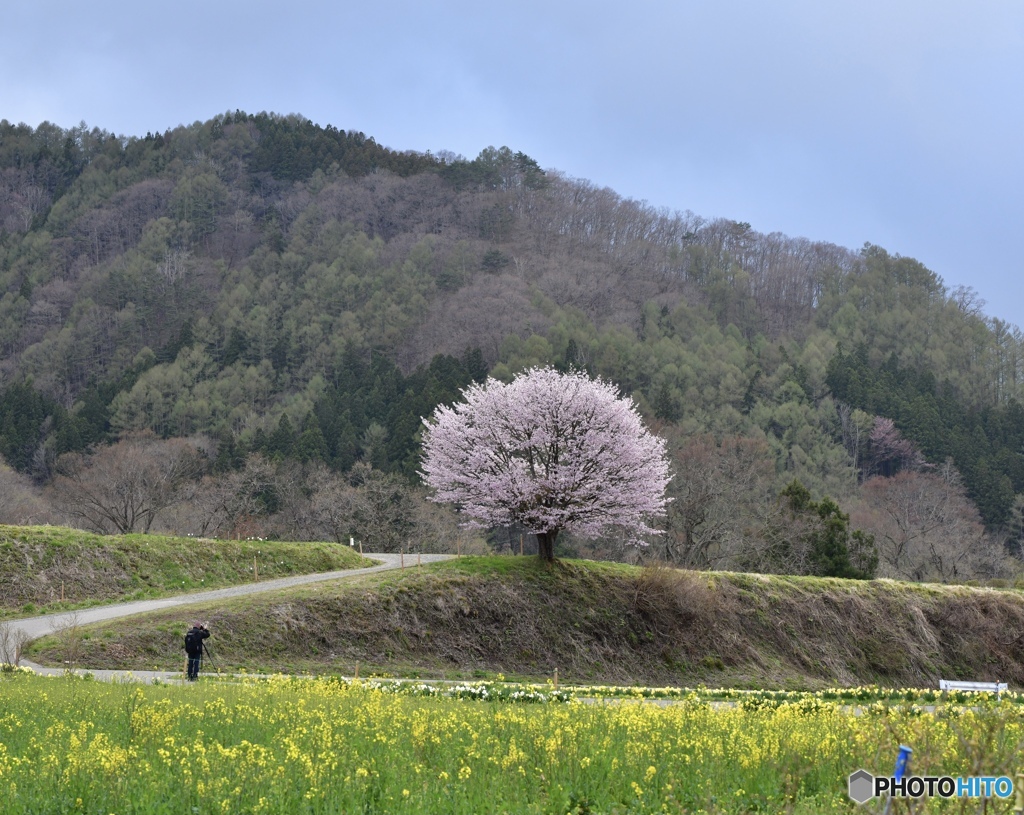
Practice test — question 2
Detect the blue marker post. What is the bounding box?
[894,746,913,781]
[882,746,913,815]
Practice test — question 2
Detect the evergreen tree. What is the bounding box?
[775,481,877,579]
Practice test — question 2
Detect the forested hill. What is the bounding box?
[2,111,1024,578]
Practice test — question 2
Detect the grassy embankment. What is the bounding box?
[26,552,1024,690]
[0,524,370,620]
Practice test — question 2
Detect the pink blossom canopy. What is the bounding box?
[420,366,671,542]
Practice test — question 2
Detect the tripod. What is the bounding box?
[201,641,220,675]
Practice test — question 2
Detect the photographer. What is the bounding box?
[183,621,210,681]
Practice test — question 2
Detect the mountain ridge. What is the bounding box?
[1,112,1023,579]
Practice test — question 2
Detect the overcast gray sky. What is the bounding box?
[3,1,1022,326]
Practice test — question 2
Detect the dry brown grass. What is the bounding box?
[26,557,1024,689]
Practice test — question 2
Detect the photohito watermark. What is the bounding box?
[848,769,1014,804]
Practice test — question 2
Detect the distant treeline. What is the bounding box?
[827,344,1024,527]
[0,347,486,481]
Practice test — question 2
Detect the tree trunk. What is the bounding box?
[536,529,559,562]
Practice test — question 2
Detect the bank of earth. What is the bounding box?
[26,555,1024,690]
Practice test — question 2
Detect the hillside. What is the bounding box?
[26,556,1024,690]
[0,524,368,618]
[2,113,1024,578]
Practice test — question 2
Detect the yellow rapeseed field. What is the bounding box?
[1,672,1022,813]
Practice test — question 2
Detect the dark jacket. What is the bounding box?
[184,625,210,657]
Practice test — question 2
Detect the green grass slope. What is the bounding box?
[26,557,1024,690]
[0,525,370,619]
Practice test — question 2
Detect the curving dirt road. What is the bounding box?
[4,552,453,680]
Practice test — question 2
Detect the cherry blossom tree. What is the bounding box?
[420,367,671,561]
[866,417,925,478]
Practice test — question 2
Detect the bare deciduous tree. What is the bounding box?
[0,622,31,667]
[53,611,85,669]
[659,434,775,569]
[305,465,360,544]
[347,462,415,553]
[0,457,51,525]
[836,403,872,476]
[852,461,1008,582]
[188,454,278,539]
[53,433,206,534]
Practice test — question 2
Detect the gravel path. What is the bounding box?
[4,552,452,682]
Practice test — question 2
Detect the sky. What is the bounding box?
[3,0,1023,326]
